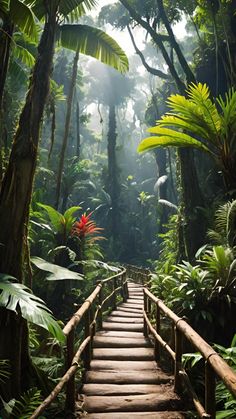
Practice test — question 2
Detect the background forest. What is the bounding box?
[0,0,236,417]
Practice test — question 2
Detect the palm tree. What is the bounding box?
[0,0,128,398]
[138,82,236,193]
[54,21,129,208]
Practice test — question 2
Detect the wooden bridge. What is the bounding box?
[31,266,236,419]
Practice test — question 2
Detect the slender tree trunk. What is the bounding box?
[76,99,81,158]
[107,104,119,238]
[0,8,57,398]
[55,49,79,209]
[178,149,206,260]
[120,0,206,260]
[156,0,195,84]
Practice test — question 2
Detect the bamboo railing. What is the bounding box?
[30,265,236,418]
[30,268,128,419]
[143,286,236,419]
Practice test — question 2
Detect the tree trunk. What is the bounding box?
[156,0,195,84]
[76,99,81,158]
[178,148,206,260]
[0,8,57,398]
[55,49,79,209]
[107,104,119,238]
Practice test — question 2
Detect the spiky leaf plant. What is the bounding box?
[208,200,236,249]
[138,83,236,190]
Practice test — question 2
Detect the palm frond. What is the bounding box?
[0,359,10,384]
[32,356,64,378]
[0,276,65,342]
[13,42,35,67]
[8,60,28,83]
[186,83,221,135]
[10,0,38,43]
[59,0,97,17]
[209,200,236,248]
[166,93,219,144]
[9,387,42,419]
[60,24,129,73]
[138,130,210,153]
[217,88,236,137]
[158,114,215,143]
[0,0,9,16]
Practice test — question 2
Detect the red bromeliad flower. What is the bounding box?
[71,212,104,242]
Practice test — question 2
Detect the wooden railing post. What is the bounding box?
[65,329,75,413]
[121,272,127,302]
[83,309,92,369]
[205,362,216,419]
[97,285,103,330]
[112,277,117,310]
[154,304,161,361]
[143,291,148,337]
[174,326,183,393]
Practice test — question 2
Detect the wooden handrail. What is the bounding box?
[143,287,236,418]
[30,267,127,418]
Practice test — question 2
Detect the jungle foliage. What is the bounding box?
[0,0,236,415]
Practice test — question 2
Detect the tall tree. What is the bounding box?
[111,0,205,259]
[88,62,133,242]
[0,0,128,398]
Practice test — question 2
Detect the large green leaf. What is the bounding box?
[0,275,65,342]
[13,42,35,67]
[138,129,210,153]
[31,257,83,281]
[157,114,215,143]
[64,205,81,235]
[60,24,129,73]
[37,203,64,234]
[9,0,38,43]
[29,0,97,21]
[0,0,9,16]
[59,0,97,18]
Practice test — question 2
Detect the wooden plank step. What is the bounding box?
[127,294,143,299]
[102,322,143,332]
[93,348,154,361]
[127,298,143,303]
[81,412,185,418]
[96,330,144,338]
[85,370,173,384]
[109,310,143,318]
[82,383,164,396]
[106,316,143,323]
[93,336,150,348]
[90,360,158,371]
[83,391,183,413]
[116,307,143,314]
[119,303,143,309]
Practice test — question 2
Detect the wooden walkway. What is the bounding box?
[79,282,185,418]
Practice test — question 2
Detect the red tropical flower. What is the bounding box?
[71,212,104,242]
